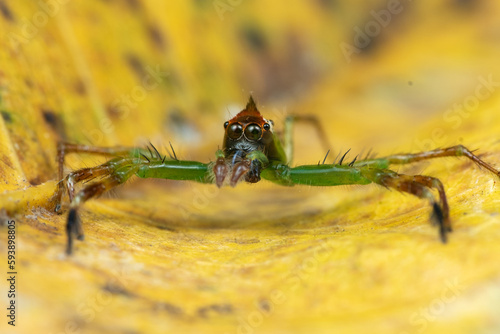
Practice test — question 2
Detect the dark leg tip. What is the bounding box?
[439,227,448,244]
[65,231,73,255]
[66,208,81,254]
[431,202,449,243]
[430,202,444,226]
[67,208,78,226]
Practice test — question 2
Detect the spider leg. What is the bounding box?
[354,145,500,178]
[65,157,141,254]
[261,163,452,241]
[64,156,212,254]
[412,175,450,230]
[284,115,331,164]
[60,158,123,205]
[55,142,138,212]
[360,168,451,242]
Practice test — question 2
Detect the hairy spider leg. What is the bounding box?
[412,175,450,236]
[64,156,142,254]
[350,144,500,240]
[60,150,211,254]
[359,169,451,242]
[261,163,450,240]
[284,115,331,165]
[261,143,500,242]
[354,145,500,177]
[55,142,138,212]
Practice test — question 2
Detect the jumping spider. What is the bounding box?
[55,96,500,254]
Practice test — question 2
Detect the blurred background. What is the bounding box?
[1,1,500,334]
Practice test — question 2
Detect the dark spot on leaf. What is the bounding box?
[315,0,337,9]
[0,154,14,169]
[42,110,57,126]
[239,29,320,101]
[74,80,86,95]
[147,24,166,50]
[353,8,396,56]
[167,108,187,127]
[103,283,134,297]
[153,302,184,316]
[25,78,34,88]
[124,0,141,10]
[29,176,43,186]
[357,36,378,55]
[1,110,12,123]
[452,0,479,11]
[163,107,200,144]
[258,299,271,312]
[0,1,14,22]
[125,53,146,78]
[106,104,120,119]
[197,304,233,318]
[241,26,268,53]
[42,109,67,140]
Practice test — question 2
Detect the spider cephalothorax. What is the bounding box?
[215,96,285,187]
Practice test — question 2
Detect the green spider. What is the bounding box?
[55,96,500,254]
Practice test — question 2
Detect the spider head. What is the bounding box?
[222,96,273,161]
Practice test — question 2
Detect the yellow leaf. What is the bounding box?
[1,2,500,334]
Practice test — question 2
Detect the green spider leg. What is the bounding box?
[56,142,209,254]
[261,145,500,242]
[283,115,331,164]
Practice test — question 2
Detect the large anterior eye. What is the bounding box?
[244,123,262,141]
[227,122,243,139]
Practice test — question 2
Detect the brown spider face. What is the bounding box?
[222,96,273,162]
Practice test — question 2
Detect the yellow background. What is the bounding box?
[1,1,500,333]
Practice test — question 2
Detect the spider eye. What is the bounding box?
[244,123,262,141]
[227,122,243,139]
[263,123,271,131]
[224,121,229,129]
